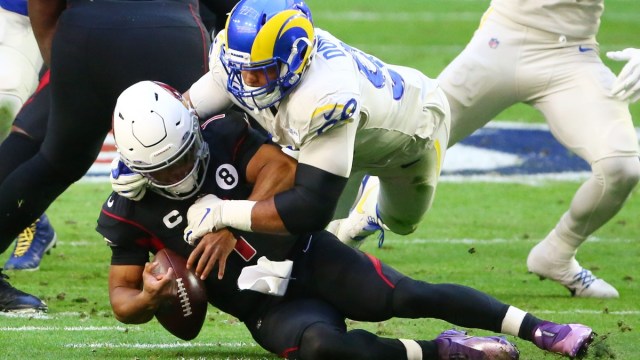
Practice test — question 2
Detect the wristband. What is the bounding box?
[221,200,256,232]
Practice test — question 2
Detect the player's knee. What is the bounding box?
[0,55,38,104]
[597,156,640,196]
[382,215,419,236]
[299,323,346,360]
[391,278,435,317]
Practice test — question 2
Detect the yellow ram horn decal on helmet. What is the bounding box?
[251,9,314,72]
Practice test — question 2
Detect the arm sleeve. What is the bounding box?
[273,163,348,234]
[297,106,359,177]
[188,71,233,119]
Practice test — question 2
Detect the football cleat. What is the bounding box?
[527,240,618,298]
[0,270,47,313]
[531,322,594,358]
[4,214,57,271]
[332,175,387,248]
[435,329,519,360]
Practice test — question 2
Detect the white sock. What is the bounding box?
[501,306,527,337]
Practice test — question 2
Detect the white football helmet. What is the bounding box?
[112,81,209,200]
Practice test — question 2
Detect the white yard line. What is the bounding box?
[0,325,140,331]
[313,11,638,23]
[390,237,635,245]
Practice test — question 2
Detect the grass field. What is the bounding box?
[2,0,640,359]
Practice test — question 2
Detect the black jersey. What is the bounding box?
[95,111,507,359]
[96,110,299,320]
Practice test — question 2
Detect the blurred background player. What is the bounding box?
[437,1,640,298]
[2,71,57,273]
[100,81,594,360]
[0,0,212,312]
[198,0,238,38]
[0,0,55,312]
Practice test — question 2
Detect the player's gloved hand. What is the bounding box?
[110,158,148,201]
[607,48,640,103]
[184,194,225,245]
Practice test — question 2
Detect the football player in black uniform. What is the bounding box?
[0,0,212,312]
[97,81,594,360]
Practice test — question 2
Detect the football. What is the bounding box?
[151,248,208,340]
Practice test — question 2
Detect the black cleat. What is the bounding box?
[0,270,47,313]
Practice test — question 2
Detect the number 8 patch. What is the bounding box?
[216,164,239,190]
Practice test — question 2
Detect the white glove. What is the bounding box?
[184,194,225,245]
[607,48,640,103]
[110,158,148,201]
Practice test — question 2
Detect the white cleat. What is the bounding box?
[527,240,619,298]
[330,175,386,248]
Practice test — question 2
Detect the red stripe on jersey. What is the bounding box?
[280,347,299,358]
[187,3,209,72]
[200,113,226,129]
[233,235,257,262]
[366,254,395,289]
[23,70,51,107]
[101,207,165,252]
[35,70,50,93]
[233,133,247,161]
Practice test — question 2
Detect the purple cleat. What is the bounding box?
[532,322,595,358]
[436,329,520,360]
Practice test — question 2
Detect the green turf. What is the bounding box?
[2,0,640,358]
[1,180,638,359]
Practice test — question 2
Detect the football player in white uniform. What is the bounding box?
[181,0,450,255]
[438,0,640,298]
[0,0,42,139]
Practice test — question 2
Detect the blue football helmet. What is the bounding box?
[221,0,316,110]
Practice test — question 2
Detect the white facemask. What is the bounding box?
[166,173,198,196]
[242,83,283,110]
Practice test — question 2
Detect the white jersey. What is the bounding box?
[0,7,42,107]
[491,0,603,38]
[189,29,448,178]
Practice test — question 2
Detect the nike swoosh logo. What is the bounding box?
[578,45,594,53]
[198,208,211,226]
[323,104,338,121]
[107,196,115,207]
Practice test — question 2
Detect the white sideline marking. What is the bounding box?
[0,311,115,319]
[64,342,257,349]
[534,310,640,316]
[0,326,140,331]
[314,11,638,23]
[391,237,635,245]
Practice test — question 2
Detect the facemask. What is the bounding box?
[166,173,198,196]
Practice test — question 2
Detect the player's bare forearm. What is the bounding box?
[28,0,65,65]
[108,263,174,324]
[245,144,297,234]
[109,286,158,324]
[250,199,290,235]
[246,146,296,201]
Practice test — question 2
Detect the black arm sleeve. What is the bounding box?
[273,163,348,234]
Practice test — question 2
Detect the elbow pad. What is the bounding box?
[274,163,347,234]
